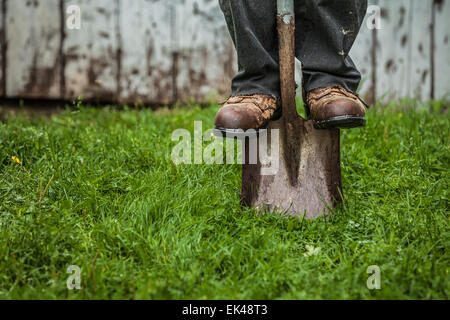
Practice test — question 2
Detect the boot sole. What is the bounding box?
[213,127,267,139]
[214,115,365,136]
[213,108,282,139]
[313,115,366,130]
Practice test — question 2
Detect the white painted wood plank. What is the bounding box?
[409,0,432,100]
[350,0,377,104]
[6,0,61,98]
[0,2,4,97]
[375,0,411,102]
[2,0,447,104]
[119,0,174,104]
[63,0,119,101]
[175,0,236,102]
[434,0,450,100]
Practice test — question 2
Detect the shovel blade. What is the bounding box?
[241,118,342,219]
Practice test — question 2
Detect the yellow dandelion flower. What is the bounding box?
[11,156,21,164]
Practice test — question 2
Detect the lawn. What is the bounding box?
[0,99,448,299]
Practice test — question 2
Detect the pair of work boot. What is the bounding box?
[214,86,368,134]
[215,0,369,134]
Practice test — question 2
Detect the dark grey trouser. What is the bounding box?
[219,0,368,99]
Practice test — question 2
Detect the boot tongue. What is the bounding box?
[227,95,259,104]
[225,95,278,112]
[308,87,369,110]
[309,86,355,102]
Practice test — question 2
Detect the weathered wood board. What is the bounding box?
[0,0,449,104]
[175,0,236,102]
[409,0,432,100]
[119,0,174,104]
[63,0,119,101]
[350,0,377,105]
[6,0,61,99]
[375,0,412,102]
[434,0,450,100]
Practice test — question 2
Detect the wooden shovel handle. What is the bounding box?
[277,0,301,186]
[277,0,298,121]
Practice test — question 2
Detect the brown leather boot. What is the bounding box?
[304,86,368,129]
[214,94,280,136]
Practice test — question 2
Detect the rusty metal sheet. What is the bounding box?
[409,0,432,100]
[119,0,174,104]
[434,0,450,100]
[174,0,236,102]
[6,0,61,99]
[63,0,119,101]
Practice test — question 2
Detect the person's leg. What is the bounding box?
[218,0,280,98]
[215,0,369,133]
[295,0,369,129]
[215,0,280,135]
[295,0,367,93]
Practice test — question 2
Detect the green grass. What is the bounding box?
[0,99,448,299]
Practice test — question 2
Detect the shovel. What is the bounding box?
[241,0,342,219]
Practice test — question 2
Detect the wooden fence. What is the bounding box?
[0,0,449,105]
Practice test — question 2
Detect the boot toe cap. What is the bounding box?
[214,106,261,130]
[315,98,365,121]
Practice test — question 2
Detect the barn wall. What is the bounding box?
[63,0,120,101]
[434,0,450,100]
[6,0,62,99]
[0,0,4,97]
[0,0,449,105]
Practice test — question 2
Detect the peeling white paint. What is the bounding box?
[1,0,449,103]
